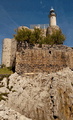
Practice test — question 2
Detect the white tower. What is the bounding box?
[2,38,17,67]
[49,7,57,26]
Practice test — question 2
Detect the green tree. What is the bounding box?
[45,30,65,45]
[51,30,65,44]
[29,28,43,44]
[14,27,65,46]
[14,28,31,43]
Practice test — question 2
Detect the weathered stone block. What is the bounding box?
[16,45,73,74]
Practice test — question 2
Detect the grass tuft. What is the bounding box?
[0,67,13,75]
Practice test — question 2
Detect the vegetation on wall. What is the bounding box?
[44,30,66,45]
[29,28,43,44]
[14,28,43,45]
[14,28,31,43]
[14,27,65,47]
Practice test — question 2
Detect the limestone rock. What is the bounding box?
[0,104,32,120]
[1,67,72,120]
[1,77,7,87]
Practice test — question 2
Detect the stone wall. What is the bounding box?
[2,38,17,67]
[16,45,73,74]
[11,38,17,66]
[46,26,60,35]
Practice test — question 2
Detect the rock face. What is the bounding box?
[0,67,73,120]
[16,45,73,74]
[0,104,32,120]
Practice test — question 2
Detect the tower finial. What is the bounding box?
[50,7,54,11]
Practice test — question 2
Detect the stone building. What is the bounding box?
[15,45,73,74]
[2,38,17,67]
[2,8,61,68]
[46,7,60,35]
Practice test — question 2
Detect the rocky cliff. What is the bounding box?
[0,104,31,120]
[16,45,73,74]
[0,67,73,120]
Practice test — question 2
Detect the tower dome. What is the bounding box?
[49,7,56,17]
[49,7,57,26]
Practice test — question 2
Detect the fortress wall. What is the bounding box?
[16,47,73,74]
[2,38,17,67]
[10,39,17,66]
[2,38,12,67]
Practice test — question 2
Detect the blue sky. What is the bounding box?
[0,0,73,63]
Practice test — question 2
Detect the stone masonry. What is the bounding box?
[2,38,17,67]
[16,45,73,74]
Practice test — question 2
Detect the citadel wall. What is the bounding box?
[2,38,17,67]
[16,45,73,74]
[1,8,59,68]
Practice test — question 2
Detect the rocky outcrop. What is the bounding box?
[16,45,73,74]
[0,104,32,120]
[0,67,73,120]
